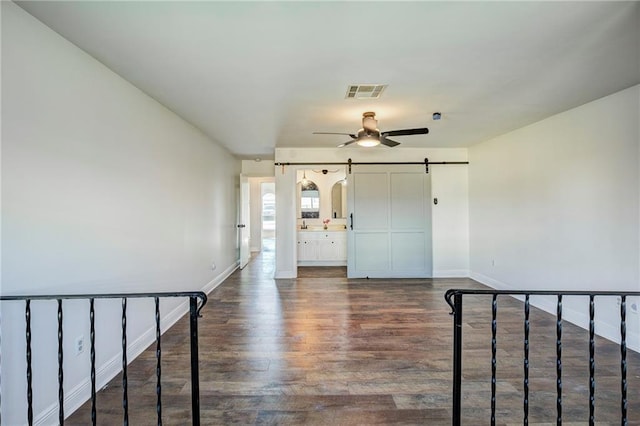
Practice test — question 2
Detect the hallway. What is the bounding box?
[68,247,640,425]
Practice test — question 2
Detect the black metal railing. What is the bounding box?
[0,291,207,426]
[445,289,640,426]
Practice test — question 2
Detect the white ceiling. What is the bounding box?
[16,1,640,159]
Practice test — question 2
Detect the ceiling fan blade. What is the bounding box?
[382,127,429,137]
[380,136,401,147]
[337,140,357,148]
[313,132,357,139]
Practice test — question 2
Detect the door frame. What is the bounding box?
[238,174,250,269]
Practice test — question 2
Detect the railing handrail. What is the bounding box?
[1,290,206,303]
[1,291,207,425]
[445,288,640,313]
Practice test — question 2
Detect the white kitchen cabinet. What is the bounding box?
[297,231,346,266]
[297,237,317,261]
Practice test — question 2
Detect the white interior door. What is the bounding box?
[347,165,432,278]
[239,174,250,269]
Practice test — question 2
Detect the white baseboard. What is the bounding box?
[36,263,239,425]
[297,261,347,267]
[505,293,638,353]
[33,401,58,425]
[202,262,238,295]
[469,271,512,290]
[469,271,640,353]
[275,269,296,279]
[36,298,191,425]
[433,269,470,278]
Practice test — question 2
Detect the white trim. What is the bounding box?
[202,262,238,295]
[470,271,640,353]
[505,293,637,353]
[35,263,239,425]
[433,269,470,278]
[33,402,58,425]
[297,261,347,267]
[469,271,512,290]
[275,270,297,279]
[36,299,191,425]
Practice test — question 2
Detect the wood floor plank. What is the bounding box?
[67,243,640,425]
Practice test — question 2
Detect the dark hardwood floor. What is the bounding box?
[297,266,347,278]
[68,240,640,425]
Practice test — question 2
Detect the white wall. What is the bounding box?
[274,148,469,278]
[241,159,275,177]
[469,85,640,350]
[432,164,469,277]
[1,3,240,423]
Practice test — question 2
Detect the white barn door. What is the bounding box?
[347,165,432,278]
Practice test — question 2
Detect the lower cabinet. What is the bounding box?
[297,231,346,266]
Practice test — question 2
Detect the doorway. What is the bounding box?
[261,183,275,253]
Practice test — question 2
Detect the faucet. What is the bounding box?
[302,220,307,229]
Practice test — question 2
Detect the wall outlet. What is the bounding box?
[75,335,85,356]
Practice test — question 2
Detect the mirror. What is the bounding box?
[300,179,320,218]
[331,180,347,218]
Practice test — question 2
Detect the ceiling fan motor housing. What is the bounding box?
[357,128,380,138]
[362,111,378,131]
[314,110,428,148]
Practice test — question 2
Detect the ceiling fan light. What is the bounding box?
[356,136,380,147]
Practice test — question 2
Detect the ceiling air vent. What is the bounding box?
[346,84,387,99]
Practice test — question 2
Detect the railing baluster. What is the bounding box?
[189,296,201,426]
[155,297,162,426]
[620,296,627,425]
[523,294,530,425]
[57,299,64,425]
[90,298,97,426]
[0,305,2,426]
[491,294,497,426]
[122,297,128,426]
[451,293,463,426]
[0,310,2,425]
[441,289,640,425]
[0,309,3,426]
[1,292,207,425]
[0,309,2,426]
[26,300,33,426]
[556,295,562,426]
[589,295,595,426]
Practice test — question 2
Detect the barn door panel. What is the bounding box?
[347,166,432,278]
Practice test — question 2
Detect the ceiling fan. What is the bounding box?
[313,111,429,148]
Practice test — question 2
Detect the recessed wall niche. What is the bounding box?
[297,168,347,223]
